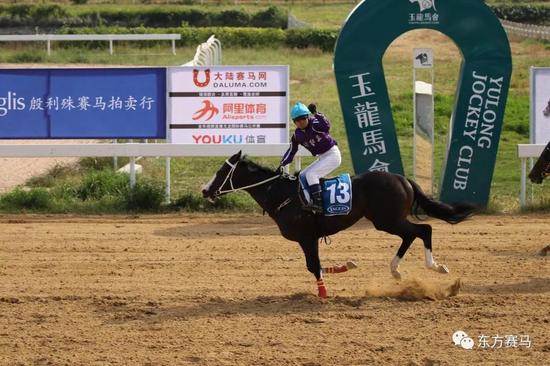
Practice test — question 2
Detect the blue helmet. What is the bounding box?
[290,102,310,121]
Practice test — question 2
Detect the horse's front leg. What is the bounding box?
[298,238,327,298]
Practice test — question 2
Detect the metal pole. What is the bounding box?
[296,156,302,171]
[109,40,113,55]
[130,156,136,190]
[113,139,118,170]
[413,67,416,180]
[165,157,171,204]
[520,157,526,208]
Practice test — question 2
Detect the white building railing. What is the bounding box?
[182,35,222,66]
[0,34,181,55]
[500,19,550,41]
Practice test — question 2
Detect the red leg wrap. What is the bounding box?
[317,279,327,298]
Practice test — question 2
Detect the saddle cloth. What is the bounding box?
[299,173,352,216]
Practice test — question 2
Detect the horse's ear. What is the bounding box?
[229,150,242,163]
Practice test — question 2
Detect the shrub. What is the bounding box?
[251,6,287,29]
[79,157,118,171]
[26,164,74,188]
[285,28,338,52]
[0,188,52,210]
[0,5,289,29]
[126,178,165,211]
[171,192,255,212]
[7,52,45,63]
[60,26,338,51]
[76,170,130,201]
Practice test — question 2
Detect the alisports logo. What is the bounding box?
[192,100,219,122]
[410,0,436,12]
[193,69,211,88]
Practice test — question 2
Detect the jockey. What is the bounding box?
[280,102,342,213]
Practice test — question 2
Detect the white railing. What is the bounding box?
[0,34,181,56]
[182,35,222,66]
[517,143,546,208]
[500,20,550,41]
[0,143,306,203]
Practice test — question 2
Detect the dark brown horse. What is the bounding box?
[202,151,477,298]
[529,141,550,184]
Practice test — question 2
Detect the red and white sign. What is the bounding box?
[167,66,289,144]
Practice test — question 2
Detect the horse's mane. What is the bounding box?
[240,155,276,175]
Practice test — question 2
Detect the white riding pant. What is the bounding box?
[301,145,342,186]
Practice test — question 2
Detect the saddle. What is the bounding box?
[299,174,353,216]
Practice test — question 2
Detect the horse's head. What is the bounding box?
[529,162,550,184]
[202,150,243,202]
[528,144,550,184]
[202,151,281,202]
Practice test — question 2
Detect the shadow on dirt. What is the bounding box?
[464,277,550,295]
[94,292,375,324]
[94,279,462,325]
[153,218,374,239]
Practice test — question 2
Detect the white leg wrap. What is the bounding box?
[424,248,435,268]
[390,256,401,280]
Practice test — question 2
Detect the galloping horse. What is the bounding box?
[202,151,477,298]
[528,140,550,184]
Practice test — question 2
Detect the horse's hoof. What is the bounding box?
[437,264,450,274]
[391,269,402,280]
[346,261,358,270]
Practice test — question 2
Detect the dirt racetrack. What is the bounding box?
[0,213,548,365]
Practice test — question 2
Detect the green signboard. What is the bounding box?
[334,0,512,206]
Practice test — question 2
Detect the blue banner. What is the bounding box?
[0,68,166,139]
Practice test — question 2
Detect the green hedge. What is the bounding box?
[490,4,550,25]
[0,4,288,29]
[60,26,339,51]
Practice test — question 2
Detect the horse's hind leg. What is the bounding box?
[419,223,449,275]
[379,220,447,279]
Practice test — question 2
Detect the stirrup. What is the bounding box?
[302,203,323,214]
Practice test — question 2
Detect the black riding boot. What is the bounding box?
[308,184,323,214]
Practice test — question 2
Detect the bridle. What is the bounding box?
[212,158,282,198]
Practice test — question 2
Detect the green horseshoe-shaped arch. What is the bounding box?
[334,0,512,206]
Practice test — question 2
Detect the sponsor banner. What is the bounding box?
[168,66,288,144]
[0,68,166,139]
[531,67,550,144]
[334,0,512,206]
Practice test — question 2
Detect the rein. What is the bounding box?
[215,159,281,196]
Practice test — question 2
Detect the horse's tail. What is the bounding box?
[408,179,478,224]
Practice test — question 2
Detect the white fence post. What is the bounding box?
[129,156,136,189]
[517,144,546,208]
[165,157,171,203]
